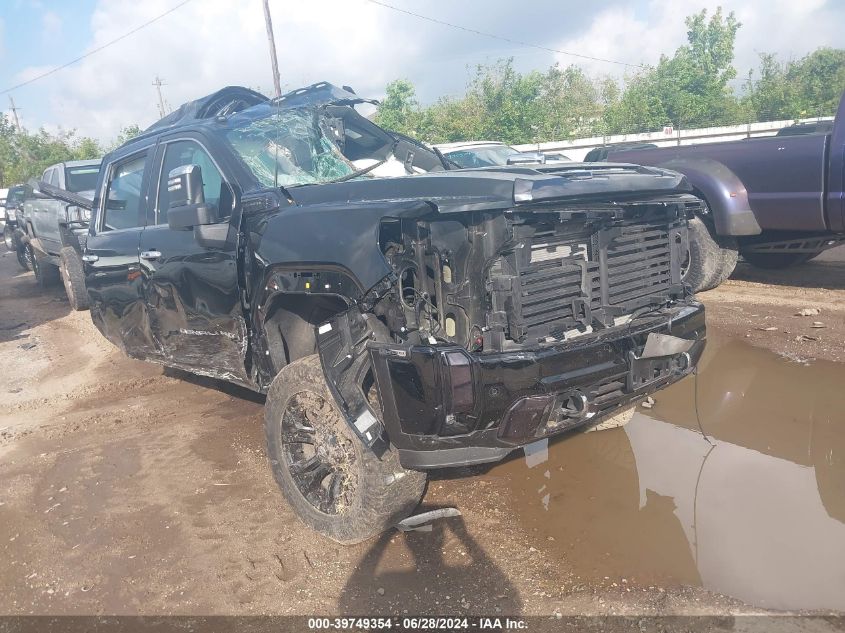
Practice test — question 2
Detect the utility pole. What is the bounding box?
[153,76,168,118]
[262,0,282,98]
[8,96,22,131]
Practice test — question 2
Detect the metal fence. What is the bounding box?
[512,116,836,162]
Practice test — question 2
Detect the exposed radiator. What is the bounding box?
[492,216,686,344]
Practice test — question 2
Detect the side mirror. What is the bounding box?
[27,180,51,199]
[166,164,219,230]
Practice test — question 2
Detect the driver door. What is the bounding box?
[84,147,159,359]
[138,135,249,382]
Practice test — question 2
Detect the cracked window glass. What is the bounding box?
[225,107,359,187]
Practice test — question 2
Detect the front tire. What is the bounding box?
[264,355,426,544]
[60,247,90,310]
[683,217,738,292]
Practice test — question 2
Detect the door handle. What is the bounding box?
[140,250,162,261]
[81,254,99,263]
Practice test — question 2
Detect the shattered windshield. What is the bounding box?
[225,106,361,187]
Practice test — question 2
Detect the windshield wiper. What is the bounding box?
[316,157,388,184]
[432,146,459,171]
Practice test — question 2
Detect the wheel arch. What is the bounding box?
[657,157,762,237]
[258,289,353,380]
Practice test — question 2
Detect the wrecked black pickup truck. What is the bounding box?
[62,83,706,543]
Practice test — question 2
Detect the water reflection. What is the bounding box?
[484,336,845,611]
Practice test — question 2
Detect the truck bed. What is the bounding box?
[607,132,830,233]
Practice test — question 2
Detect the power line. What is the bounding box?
[0,0,194,96]
[365,0,648,70]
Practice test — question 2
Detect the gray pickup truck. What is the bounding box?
[594,90,845,291]
[21,159,101,309]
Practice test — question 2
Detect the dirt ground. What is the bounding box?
[700,246,845,363]
[0,245,843,620]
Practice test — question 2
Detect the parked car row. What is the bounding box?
[13,82,707,544]
[2,160,102,309]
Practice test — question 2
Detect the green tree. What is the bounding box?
[604,7,746,134]
[0,118,103,187]
[375,8,841,145]
[74,136,103,160]
[108,124,143,150]
[373,80,420,137]
[744,48,845,120]
[377,60,606,145]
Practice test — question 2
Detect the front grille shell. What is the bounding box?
[490,208,688,344]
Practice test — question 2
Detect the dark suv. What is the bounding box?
[56,83,705,543]
[3,185,29,269]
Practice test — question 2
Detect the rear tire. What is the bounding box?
[709,242,739,289]
[265,355,426,544]
[740,251,815,269]
[32,248,60,288]
[3,224,14,252]
[16,242,32,271]
[683,217,738,292]
[60,247,90,311]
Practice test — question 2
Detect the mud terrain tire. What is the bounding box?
[265,355,426,544]
[32,248,60,289]
[60,247,89,311]
[684,217,738,292]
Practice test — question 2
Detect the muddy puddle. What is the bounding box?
[481,335,845,611]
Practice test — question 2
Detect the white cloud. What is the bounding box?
[15,0,845,141]
[36,0,426,141]
[553,0,845,85]
[41,10,62,40]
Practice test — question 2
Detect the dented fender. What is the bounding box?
[315,307,388,451]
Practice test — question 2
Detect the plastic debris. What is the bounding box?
[395,507,462,532]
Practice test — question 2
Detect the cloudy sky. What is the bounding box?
[1,0,843,141]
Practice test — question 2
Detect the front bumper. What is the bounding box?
[370,301,705,469]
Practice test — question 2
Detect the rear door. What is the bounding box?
[138,135,248,380]
[84,146,160,359]
[27,168,54,246]
[732,134,828,232]
[37,167,64,252]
